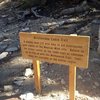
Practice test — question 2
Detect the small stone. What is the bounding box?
[94,82,99,87]
[6,47,18,52]
[22,27,29,31]
[61,79,66,85]
[51,93,57,97]
[4,85,13,92]
[20,92,34,100]
[92,85,96,89]
[47,78,52,84]
[5,92,13,96]
[78,75,82,79]
[25,68,33,77]
[8,17,15,22]
[0,52,8,60]
[14,89,20,93]
[1,15,8,18]
[14,80,23,86]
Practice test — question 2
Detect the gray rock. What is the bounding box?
[47,78,52,84]
[0,43,7,53]
[4,85,13,92]
[1,15,8,18]
[94,82,99,87]
[22,27,30,31]
[3,39,13,44]
[51,93,57,97]
[0,52,8,60]
[6,47,18,52]
[13,77,26,86]
[78,75,82,79]
[13,80,23,86]
[8,17,15,22]
[5,40,19,52]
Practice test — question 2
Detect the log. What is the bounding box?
[40,13,100,33]
[60,1,90,16]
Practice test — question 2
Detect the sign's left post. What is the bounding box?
[33,60,41,93]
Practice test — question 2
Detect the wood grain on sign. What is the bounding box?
[20,32,90,68]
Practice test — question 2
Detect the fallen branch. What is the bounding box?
[40,13,100,33]
[60,1,90,16]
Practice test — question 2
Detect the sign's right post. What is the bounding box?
[69,66,76,100]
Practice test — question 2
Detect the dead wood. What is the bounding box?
[40,13,100,33]
[60,1,90,16]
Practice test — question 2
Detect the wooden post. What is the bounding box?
[69,65,76,100]
[33,60,41,93]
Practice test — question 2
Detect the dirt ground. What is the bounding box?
[0,0,100,100]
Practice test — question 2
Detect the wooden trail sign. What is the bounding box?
[20,32,90,100]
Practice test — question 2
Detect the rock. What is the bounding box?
[25,68,33,77]
[13,80,23,86]
[0,43,7,53]
[4,85,13,92]
[20,92,34,100]
[2,40,20,53]
[1,15,8,18]
[94,82,99,87]
[47,78,52,84]
[22,27,30,31]
[61,79,66,85]
[78,75,82,79]
[50,93,57,97]
[92,85,96,89]
[5,92,13,96]
[8,17,15,22]
[0,52,8,60]
[6,46,18,52]
[13,76,26,86]
[3,39,13,44]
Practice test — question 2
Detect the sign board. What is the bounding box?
[20,32,90,68]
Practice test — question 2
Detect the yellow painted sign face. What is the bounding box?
[20,32,90,68]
